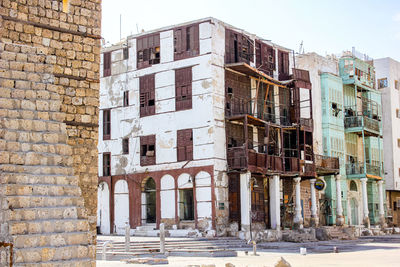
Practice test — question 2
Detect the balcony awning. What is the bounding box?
[225,62,292,88]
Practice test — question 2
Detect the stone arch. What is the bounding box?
[114,179,129,235]
[195,171,212,229]
[160,175,175,220]
[97,182,110,234]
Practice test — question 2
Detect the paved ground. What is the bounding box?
[96,235,400,267]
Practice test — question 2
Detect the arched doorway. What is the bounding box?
[350,198,359,225]
[142,177,156,224]
[97,182,110,234]
[114,180,129,235]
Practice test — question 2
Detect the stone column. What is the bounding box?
[335,174,345,226]
[240,171,251,237]
[269,175,281,230]
[293,177,303,229]
[309,179,319,227]
[377,180,386,227]
[360,178,370,228]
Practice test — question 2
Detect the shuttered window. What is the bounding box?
[123,47,129,60]
[255,40,275,76]
[140,135,156,166]
[122,138,129,154]
[177,129,193,162]
[103,109,111,140]
[123,91,129,107]
[137,34,160,69]
[103,52,111,77]
[174,24,199,60]
[140,74,155,117]
[278,50,289,80]
[103,153,111,176]
[225,29,254,65]
[175,67,192,111]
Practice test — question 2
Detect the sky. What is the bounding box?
[102,0,400,61]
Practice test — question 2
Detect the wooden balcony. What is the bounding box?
[344,115,380,136]
[315,154,340,175]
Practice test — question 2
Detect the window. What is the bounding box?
[398,139,400,148]
[394,201,397,211]
[174,24,199,60]
[395,80,399,90]
[278,50,289,80]
[123,91,129,107]
[228,173,241,222]
[225,29,254,65]
[177,129,193,162]
[378,78,388,89]
[139,74,155,117]
[331,102,341,117]
[255,40,275,76]
[122,138,129,154]
[397,109,400,118]
[175,67,192,111]
[103,109,111,140]
[103,153,111,176]
[103,52,111,77]
[140,135,156,166]
[123,47,129,60]
[137,34,160,69]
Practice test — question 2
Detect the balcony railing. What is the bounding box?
[344,116,379,134]
[315,154,340,174]
[346,162,381,177]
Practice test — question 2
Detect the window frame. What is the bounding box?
[123,91,129,107]
[136,33,160,69]
[102,152,111,177]
[177,129,193,162]
[139,74,156,117]
[123,47,129,60]
[174,23,200,61]
[140,135,156,166]
[103,52,111,77]
[175,67,192,111]
[378,78,388,89]
[122,138,129,154]
[103,109,111,140]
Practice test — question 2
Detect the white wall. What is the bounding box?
[161,175,175,219]
[374,58,400,190]
[114,180,129,235]
[97,182,110,234]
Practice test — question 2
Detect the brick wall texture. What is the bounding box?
[0,0,101,265]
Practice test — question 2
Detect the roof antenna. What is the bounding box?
[119,14,122,40]
[299,41,304,54]
[136,23,139,34]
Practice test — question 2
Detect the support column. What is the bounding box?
[377,180,386,227]
[240,171,251,238]
[309,179,319,227]
[335,174,345,226]
[293,177,303,229]
[269,175,281,230]
[360,178,370,228]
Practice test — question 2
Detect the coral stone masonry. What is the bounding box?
[0,0,101,266]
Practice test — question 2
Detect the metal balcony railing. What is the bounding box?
[346,162,381,177]
[344,116,379,133]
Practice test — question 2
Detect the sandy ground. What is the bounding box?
[96,235,400,267]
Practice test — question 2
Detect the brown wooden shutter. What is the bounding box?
[177,129,193,162]
[175,67,192,111]
[175,29,182,53]
[103,109,111,140]
[103,153,111,176]
[228,173,241,222]
[140,135,156,166]
[103,52,111,77]
[140,74,155,117]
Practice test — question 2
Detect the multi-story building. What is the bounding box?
[297,51,385,228]
[374,57,400,226]
[97,17,321,238]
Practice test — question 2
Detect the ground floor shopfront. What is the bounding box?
[386,190,400,226]
[97,166,215,235]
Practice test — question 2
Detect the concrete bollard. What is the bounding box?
[252,240,257,256]
[160,223,165,254]
[125,222,130,252]
[102,241,113,260]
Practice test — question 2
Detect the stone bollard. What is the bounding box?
[102,241,113,260]
[160,223,165,254]
[125,222,130,252]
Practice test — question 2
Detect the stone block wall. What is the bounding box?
[0,0,101,265]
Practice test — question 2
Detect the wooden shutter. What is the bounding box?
[175,67,192,111]
[123,91,129,106]
[140,74,155,117]
[103,52,111,77]
[228,173,241,222]
[103,153,111,176]
[174,24,199,60]
[177,129,193,162]
[103,109,110,140]
[140,135,156,166]
[174,29,182,53]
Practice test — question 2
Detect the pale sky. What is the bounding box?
[102,0,400,61]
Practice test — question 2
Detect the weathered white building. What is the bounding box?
[98,17,318,238]
[374,57,400,226]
